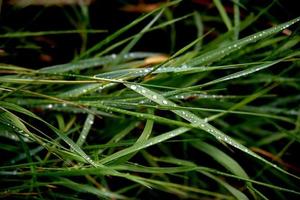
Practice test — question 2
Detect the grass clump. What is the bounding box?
[1,1,300,199]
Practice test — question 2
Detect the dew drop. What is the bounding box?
[153,95,157,100]
[181,64,188,69]
[162,100,168,104]
[130,85,137,90]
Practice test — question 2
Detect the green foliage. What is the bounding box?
[1,1,300,199]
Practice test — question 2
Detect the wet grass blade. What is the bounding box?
[125,83,300,179]
[188,16,300,66]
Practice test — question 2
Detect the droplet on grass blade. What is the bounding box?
[188,16,300,66]
[125,83,300,179]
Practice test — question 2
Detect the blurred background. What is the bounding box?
[0,0,299,68]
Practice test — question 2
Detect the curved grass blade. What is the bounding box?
[76,113,94,147]
[0,108,32,142]
[56,177,126,199]
[192,141,249,178]
[213,0,232,31]
[111,113,154,165]
[99,127,189,165]
[125,83,300,180]
[188,16,300,66]
[201,171,249,200]
[113,163,300,195]
[0,102,98,167]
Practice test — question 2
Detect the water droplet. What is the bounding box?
[181,64,188,69]
[153,95,157,100]
[141,89,146,94]
[130,85,137,90]
[162,100,168,104]
[47,104,53,109]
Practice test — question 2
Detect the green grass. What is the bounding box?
[1,1,300,199]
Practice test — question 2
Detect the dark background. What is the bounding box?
[0,0,299,67]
